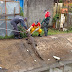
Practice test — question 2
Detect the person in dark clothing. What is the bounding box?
[41,10,50,36]
[10,15,28,39]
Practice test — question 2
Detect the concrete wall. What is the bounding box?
[42,63,72,72]
[24,0,54,27]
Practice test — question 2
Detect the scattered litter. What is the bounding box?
[48,59,50,61]
[34,60,37,62]
[0,67,2,69]
[27,50,29,52]
[53,56,60,60]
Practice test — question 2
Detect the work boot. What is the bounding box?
[38,34,42,37]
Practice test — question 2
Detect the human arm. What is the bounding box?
[20,20,28,30]
[41,18,45,24]
[27,26,33,32]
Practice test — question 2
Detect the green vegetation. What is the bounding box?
[59,0,63,3]
[20,7,24,16]
[32,28,72,36]
[53,14,59,23]
[18,26,27,38]
[0,28,72,39]
[0,35,14,39]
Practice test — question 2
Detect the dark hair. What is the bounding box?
[35,20,38,24]
[24,18,27,21]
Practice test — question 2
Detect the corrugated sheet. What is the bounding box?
[15,0,24,11]
[0,1,20,36]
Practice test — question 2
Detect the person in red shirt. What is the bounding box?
[27,21,42,37]
[41,9,50,36]
[45,10,50,18]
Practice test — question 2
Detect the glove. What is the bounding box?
[27,28,30,32]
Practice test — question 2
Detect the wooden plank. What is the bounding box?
[0,19,11,21]
[0,13,20,17]
[5,0,7,35]
[14,7,15,16]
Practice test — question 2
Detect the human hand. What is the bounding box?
[27,28,30,32]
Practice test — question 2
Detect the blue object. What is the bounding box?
[15,0,24,12]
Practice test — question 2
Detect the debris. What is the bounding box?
[34,60,37,62]
[63,28,67,31]
[48,59,50,61]
[0,67,2,69]
[53,56,60,61]
[27,50,29,52]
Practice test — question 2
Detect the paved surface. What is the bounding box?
[0,33,72,72]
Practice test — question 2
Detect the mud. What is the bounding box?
[0,33,72,72]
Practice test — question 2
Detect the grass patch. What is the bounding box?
[48,29,66,35]
[32,28,72,36]
[0,35,14,39]
[0,28,72,39]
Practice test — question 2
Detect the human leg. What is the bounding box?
[44,27,48,36]
[37,29,42,37]
[11,21,20,38]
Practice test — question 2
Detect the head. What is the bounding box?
[35,20,38,25]
[24,17,27,21]
[44,9,49,13]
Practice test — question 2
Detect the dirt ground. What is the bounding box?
[0,33,72,72]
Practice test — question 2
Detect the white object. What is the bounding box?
[48,59,50,61]
[27,28,30,32]
[60,14,65,28]
[0,67,2,69]
[53,56,60,60]
[31,27,39,34]
[34,60,37,62]
[63,28,67,31]
[0,1,3,4]
[27,50,29,52]
[35,27,39,31]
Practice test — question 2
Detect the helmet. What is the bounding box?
[35,20,38,25]
[24,17,27,21]
[44,10,47,13]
